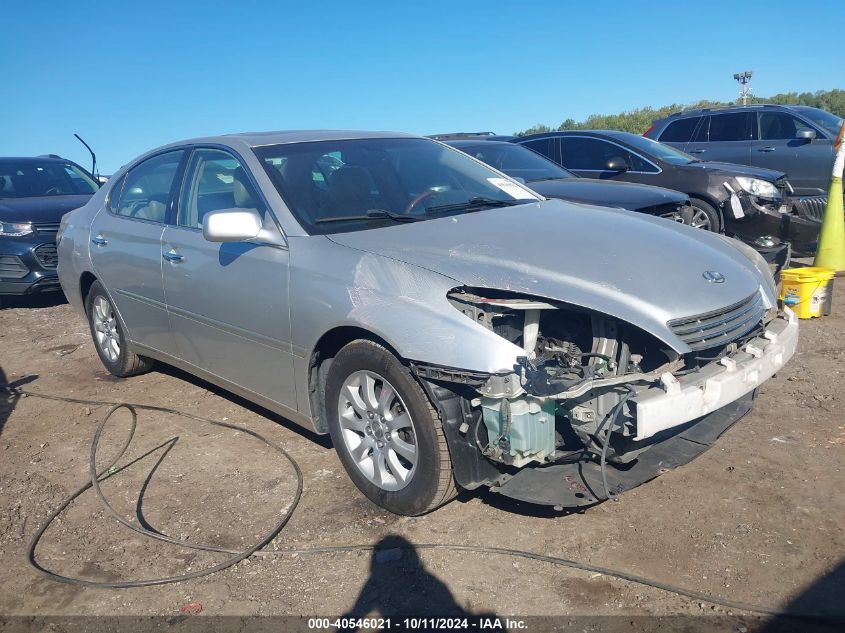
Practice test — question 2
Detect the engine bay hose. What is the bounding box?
[3,384,837,622]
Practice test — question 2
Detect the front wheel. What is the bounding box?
[688,197,722,232]
[85,281,154,377]
[325,340,456,515]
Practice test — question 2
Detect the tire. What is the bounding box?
[688,197,722,232]
[325,340,457,515]
[85,281,154,377]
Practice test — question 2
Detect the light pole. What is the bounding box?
[733,71,753,106]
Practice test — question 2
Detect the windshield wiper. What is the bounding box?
[315,209,422,224]
[424,196,521,216]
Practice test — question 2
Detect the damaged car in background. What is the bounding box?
[511,130,816,268]
[57,131,798,515]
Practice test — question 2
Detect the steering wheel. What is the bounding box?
[403,189,438,215]
[44,187,60,196]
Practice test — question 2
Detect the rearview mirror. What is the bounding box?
[202,208,262,243]
[605,156,629,172]
[796,128,816,141]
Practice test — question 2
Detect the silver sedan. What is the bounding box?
[58,131,798,515]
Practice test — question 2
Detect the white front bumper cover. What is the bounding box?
[633,308,799,440]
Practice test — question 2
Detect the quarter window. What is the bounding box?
[520,138,554,161]
[179,149,265,229]
[116,151,184,222]
[107,175,126,213]
[659,117,702,143]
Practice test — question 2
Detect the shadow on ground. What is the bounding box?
[0,292,67,310]
[338,534,500,630]
[761,559,845,632]
[0,367,37,438]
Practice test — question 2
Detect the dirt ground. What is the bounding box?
[0,280,843,632]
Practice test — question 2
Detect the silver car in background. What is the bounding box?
[57,131,798,515]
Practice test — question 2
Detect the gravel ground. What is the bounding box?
[0,284,843,632]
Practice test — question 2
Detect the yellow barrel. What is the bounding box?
[780,267,835,319]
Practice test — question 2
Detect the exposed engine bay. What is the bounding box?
[442,287,787,479]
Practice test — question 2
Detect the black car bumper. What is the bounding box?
[724,194,820,257]
[490,391,755,507]
[0,236,61,296]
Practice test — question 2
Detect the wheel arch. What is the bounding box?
[79,271,98,309]
[307,325,405,434]
[688,193,726,233]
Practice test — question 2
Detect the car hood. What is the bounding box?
[528,178,687,210]
[0,195,92,223]
[328,198,768,352]
[679,161,785,181]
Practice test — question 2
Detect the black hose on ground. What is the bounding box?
[5,385,837,622]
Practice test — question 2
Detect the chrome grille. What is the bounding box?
[793,196,827,223]
[668,292,764,351]
[0,255,29,279]
[34,222,61,234]
[34,244,58,268]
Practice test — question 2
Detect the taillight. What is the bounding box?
[643,124,654,137]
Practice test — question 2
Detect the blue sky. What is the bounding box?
[3,0,843,173]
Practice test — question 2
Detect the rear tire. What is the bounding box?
[688,197,722,232]
[85,281,154,377]
[325,340,456,515]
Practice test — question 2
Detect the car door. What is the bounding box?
[160,147,297,409]
[684,112,753,165]
[89,150,185,353]
[752,111,833,195]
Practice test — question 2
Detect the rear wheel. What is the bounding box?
[325,340,456,515]
[688,197,721,232]
[85,281,154,377]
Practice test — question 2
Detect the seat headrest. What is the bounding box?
[233,167,257,208]
[328,165,373,202]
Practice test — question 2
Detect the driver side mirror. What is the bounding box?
[605,156,629,172]
[796,128,816,141]
[202,208,262,243]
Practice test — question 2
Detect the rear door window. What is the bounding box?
[116,151,185,222]
[559,137,608,170]
[520,138,554,162]
[708,112,753,141]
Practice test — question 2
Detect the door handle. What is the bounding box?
[688,149,706,154]
[758,147,776,152]
[91,234,108,247]
[162,249,184,263]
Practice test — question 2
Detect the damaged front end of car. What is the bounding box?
[413,285,799,508]
[722,175,821,259]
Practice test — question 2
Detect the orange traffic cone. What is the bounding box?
[813,121,845,272]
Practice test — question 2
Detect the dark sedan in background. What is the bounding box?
[441,139,695,226]
[0,156,99,305]
[512,130,820,256]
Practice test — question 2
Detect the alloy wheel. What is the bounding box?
[337,370,418,491]
[92,295,120,362]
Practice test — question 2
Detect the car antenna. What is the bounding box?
[73,133,99,180]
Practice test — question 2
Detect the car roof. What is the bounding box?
[516,130,641,142]
[173,129,419,149]
[0,156,73,163]
[662,103,806,120]
[444,139,514,148]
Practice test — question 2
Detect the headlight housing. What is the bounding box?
[0,221,34,237]
[734,177,781,201]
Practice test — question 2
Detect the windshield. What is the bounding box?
[0,160,99,199]
[617,134,698,165]
[451,142,575,182]
[254,138,540,234]
[793,107,844,137]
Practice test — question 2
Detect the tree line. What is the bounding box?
[515,89,845,136]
